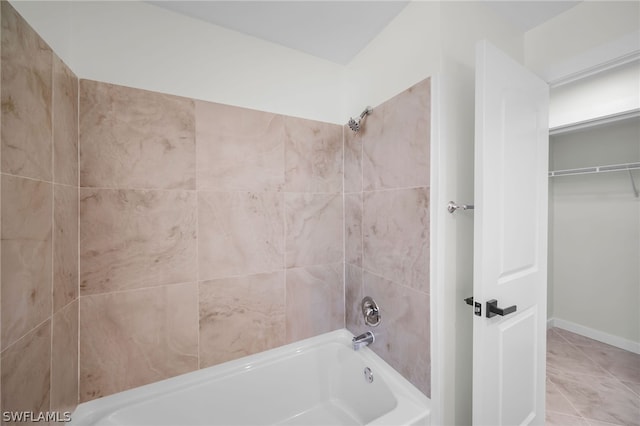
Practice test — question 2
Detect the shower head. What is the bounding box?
[348,107,372,133]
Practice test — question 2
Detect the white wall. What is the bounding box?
[7,0,74,64]
[549,60,640,129]
[342,1,524,116]
[525,1,640,130]
[342,1,442,119]
[549,119,640,347]
[525,1,640,81]
[10,0,345,124]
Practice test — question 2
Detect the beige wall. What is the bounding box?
[345,78,431,396]
[78,80,345,401]
[1,1,79,417]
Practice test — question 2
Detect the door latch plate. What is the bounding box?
[464,297,482,316]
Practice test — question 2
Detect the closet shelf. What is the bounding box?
[548,162,640,177]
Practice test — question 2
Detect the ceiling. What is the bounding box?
[149,1,582,65]
[483,1,581,32]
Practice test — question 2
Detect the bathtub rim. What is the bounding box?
[71,328,431,425]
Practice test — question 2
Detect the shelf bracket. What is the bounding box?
[629,169,639,198]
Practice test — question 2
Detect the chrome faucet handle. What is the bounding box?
[361,296,381,327]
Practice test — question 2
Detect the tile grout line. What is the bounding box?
[341,124,346,330]
[0,315,52,357]
[547,329,593,424]
[548,328,637,425]
[76,72,82,408]
[549,326,609,423]
[559,328,634,386]
[49,54,56,413]
[617,380,640,399]
[359,128,365,297]
[283,126,288,344]
[0,171,76,189]
[572,340,640,402]
[194,101,200,372]
[546,371,589,424]
[545,410,589,422]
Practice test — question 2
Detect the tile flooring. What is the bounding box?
[546,327,640,425]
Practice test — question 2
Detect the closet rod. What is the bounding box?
[548,162,640,177]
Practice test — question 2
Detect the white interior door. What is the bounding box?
[472,41,549,425]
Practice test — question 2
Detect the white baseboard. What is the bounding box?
[547,317,640,354]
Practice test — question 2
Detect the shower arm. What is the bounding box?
[358,107,372,119]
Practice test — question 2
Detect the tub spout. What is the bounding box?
[352,331,374,351]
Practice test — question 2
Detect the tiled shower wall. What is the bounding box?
[1,1,79,417]
[0,2,431,410]
[344,79,431,397]
[78,80,345,401]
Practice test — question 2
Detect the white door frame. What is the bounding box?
[430,60,477,426]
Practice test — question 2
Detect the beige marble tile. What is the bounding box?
[546,329,610,379]
[552,327,600,347]
[51,299,78,414]
[547,376,581,417]
[363,78,430,191]
[345,263,365,334]
[1,175,52,350]
[549,370,639,426]
[196,101,284,192]
[285,263,344,343]
[53,55,78,186]
[344,123,362,194]
[199,272,285,368]
[363,187,429,292]
[363,270,430,397]
[285,193,343,268]
[1,2,52,181]
[623,381,640,397]
[54,184,78,312]
[1,320,51,416]
[198,191,284,280]
[345,194,362,267]
[80,283,198,402]
[579,344,640,385]
[284,116,342,193]
[80,188,196,295]
[545,411,590,426]
[553,328,640,385]
[80,80,195,190]
[586,420,626,426]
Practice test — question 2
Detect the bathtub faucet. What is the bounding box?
[352,331,375,351]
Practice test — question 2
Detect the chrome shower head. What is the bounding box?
[348,107,372,133]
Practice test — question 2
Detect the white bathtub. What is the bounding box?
[70,329,430,426]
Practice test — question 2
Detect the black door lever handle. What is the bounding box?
[486,299,517,318]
